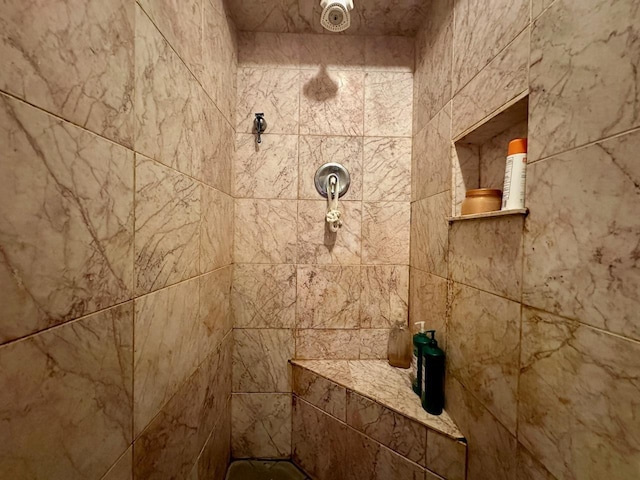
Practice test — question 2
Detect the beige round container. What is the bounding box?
[461,188,502,215]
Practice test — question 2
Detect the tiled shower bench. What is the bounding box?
[290,360,468,480]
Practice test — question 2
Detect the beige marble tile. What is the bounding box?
[364,72,413,137]
[227,0,321,34]
[365,36,414,73]
[0,94,134,344]
[133,358,206,480]
[200,186,233,274]
[363,137,412,201]
[200,335,233,445]
[300,70,364,136]
[408,269,448,349]
[529,0,640,162]
[232,264,297,328]
[238,32,300,67]
[298,135,363,200]
[133,278,200,436]
[299,34,365,70]
[137,0,202,77]
[237,67,300,134]
[134,155,201,295]
[0,303,133,480]
[293,396,427,480]
[518,308,640,480]
[296,265,360,328]
[135,8,202,179]
[452,0,529,93]
[412,104,452,201]
[234,199,297,264]
[0,0,134,146]
[445,377,517,480]
[515,445,555,480]
[295,329,360,360]
[358,329,390,360]
[233,329,294,393]
[292,365,347,421]
[413,0,453,134]
[200,89,234,193]
[452,143,480,216]
[362,202,411,265]
[531,0,554,20]
[346,391,427,466]
[297,200,362,265]
[426,430,467,480]
[231,393,292,458]
[197,399,231,480]
[452,28,529,138]
[361,266,409,329]
[345,0,428,37]
[449,216,524,301]
[410,192,449,277]
[448,283,520,434]
[234,133,298,199]
[523,131,640,341]
[102,448,133,480]
[202,0,237,124]
[199,266,232,363]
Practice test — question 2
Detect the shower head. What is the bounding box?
[320,0,354,32]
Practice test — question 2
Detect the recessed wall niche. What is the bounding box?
[451,94,529,217]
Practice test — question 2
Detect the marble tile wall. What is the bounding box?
[0,0,237,478]
[411,0,640,478]
[232,31,413,459]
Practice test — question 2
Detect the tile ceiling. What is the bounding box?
[226,0,429,36]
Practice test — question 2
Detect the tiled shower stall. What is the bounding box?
[0,0,639,479]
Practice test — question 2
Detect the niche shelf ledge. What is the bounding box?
[448,208,528,223]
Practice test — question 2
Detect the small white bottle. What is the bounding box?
[501,138,527,210]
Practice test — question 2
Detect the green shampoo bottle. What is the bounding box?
[421,330,445,415]
[412,322,429,396]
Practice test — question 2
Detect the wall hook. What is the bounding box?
[254,113,267,144]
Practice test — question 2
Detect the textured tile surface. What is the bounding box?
[234,199,297,264]
[0,0,135,146]
[234,133,298,199]
[232,264,297,328]
[200,186,234,274]
[296,265,361,329]
[133,278,200,435]
[233,329,294,393]
[363,137,412,202]
[448,283,520,434]
[528,0,640,161]
[426,430,467,480]
[523,131,640,341]
[232,393,293,459]
[362,202,411,265]
[292,364,347,421]
[295,329,360,360]
[518,308,640,480]
[408,269,448,349]
[300,70,364,136]
[134,155,200,295]
[410,192,449,277]
[0,94,134,344]
[346,391,427,466]
[449,215,524,301]
[0,303,133,480]
[360,265,409,329]
[199,266,232,363]
[364,73,413,137]
[237,67,300,134]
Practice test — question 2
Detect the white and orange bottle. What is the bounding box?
[501,138,527,210]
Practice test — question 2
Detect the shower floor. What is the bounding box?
[225,460,310,480]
